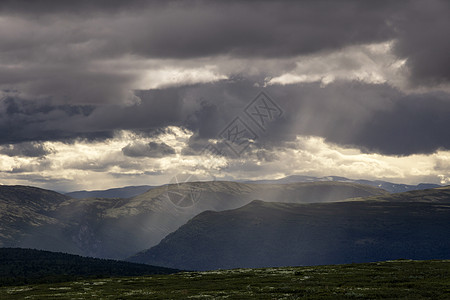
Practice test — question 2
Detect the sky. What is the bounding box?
[0,0,449,192]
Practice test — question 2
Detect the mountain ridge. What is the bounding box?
[62,176,442,199]
[65,185,155,199]
[129,186,450,270]
[0,181,388,259]
[243,175,441,193]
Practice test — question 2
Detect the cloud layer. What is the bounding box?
[1,0,449,189]
[2,80,449,156]
[1,0,449,105]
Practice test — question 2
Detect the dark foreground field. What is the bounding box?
[1,260,450,299]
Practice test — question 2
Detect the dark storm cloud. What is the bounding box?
[0,89,188,145]
[0,0,449,157]
[0,0,397,104]
[0,142,51,157]
[1,0,446,87]
[2,79,450,156]
[392,0,450,86]
[122,141,176,158]
[0,0,149,14]
[0,96,112,144]
[0,1,394,58]
[257,83,450,156]
[0,63,140,105]
[349,92,450,155]
[0,0,448,107]
[123,1,395,59]
[169,80,450,156]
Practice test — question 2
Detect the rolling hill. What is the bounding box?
[129,186,450,270]
[244,175,441,193]
[53,181,388,258]
[0,181,387,259]
[0,185,70,249]
[65,185,154,199]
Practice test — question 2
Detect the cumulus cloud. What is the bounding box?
[0,128,447,191]
[268,41,407,88]
[122,141,176,158]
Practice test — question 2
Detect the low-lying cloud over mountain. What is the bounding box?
[0,0,449,190]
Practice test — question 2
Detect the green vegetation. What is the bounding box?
[1,260,450,299]
[0,248,179,287]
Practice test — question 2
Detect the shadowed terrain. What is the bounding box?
[129,186,450,270]
[2,260,450,299]
[0,181,386,259]
[0,248,179,287]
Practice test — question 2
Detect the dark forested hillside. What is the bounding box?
[0,248,179,286]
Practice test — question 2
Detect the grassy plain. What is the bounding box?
[2,259,450,299]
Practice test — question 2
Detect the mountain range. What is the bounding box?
[64,176,441,199]
[129,186,450,270]
[0,181,386,259]
[243,175,441,193]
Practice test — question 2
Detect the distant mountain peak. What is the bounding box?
[243,175,441,193]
